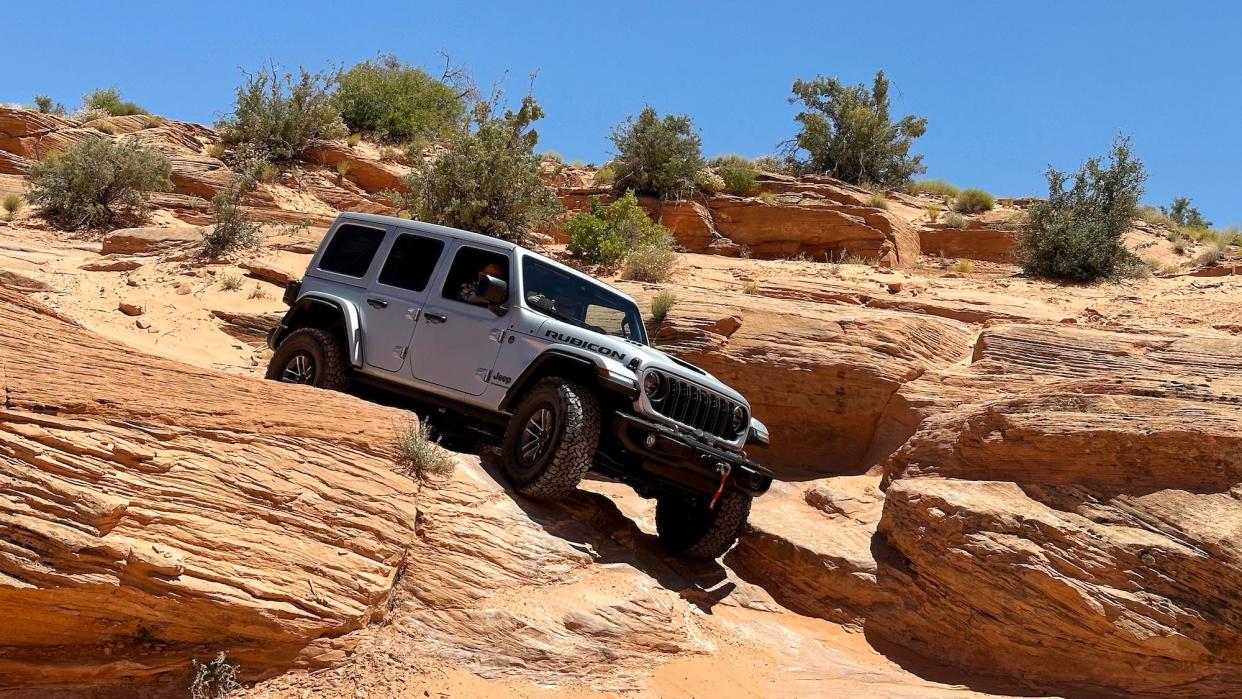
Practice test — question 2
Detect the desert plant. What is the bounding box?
[608,106,703,199]
[142,115,165,129]
[622,240,678,282]
[753,154,789,174]
[28,138,172,229]
[248,284,270,300]
[220,273,244,291]
[593,164,617,187]
[189,652,240,699]
[1169,232,1190,255]
[346,132,362,147]
[395,421,456,481]
[925,203,941,221]
[33,95,66,115]
[759,191,776,205]
[742,280,760,294]
[1193,242,1226,267]
[1017,135,1146,281]
[782,70,927,187]
[951,258,975,273]
[335,161,351,178]
[334,54,465,143]
[205,143,226,159]
[864,192,889,209]
[650,291,677,321]
[1161,197,1210,229]
[709,154,758,196]
[943,212,968,229]
[379,146,405,163]
[694,168,725,194]
[94,122,117,135]
[953,188,994,213]
[540,150,563,163]
[568,160,586,169]
[387,94,561,245]
[81,87,147,117]
[566,192,665,265]
[907,178,960,198]
[216,63,346,160]
[201,171,262,258]
[2,193,22,220]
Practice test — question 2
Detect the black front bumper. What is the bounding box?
[612,412,773,498]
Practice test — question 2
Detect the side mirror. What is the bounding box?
[478,274,508,314]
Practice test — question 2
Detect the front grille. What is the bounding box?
[646,371,745,440]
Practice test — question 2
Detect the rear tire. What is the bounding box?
[502,377,600,499]
[655,491,752,559]
[265,328,350,391]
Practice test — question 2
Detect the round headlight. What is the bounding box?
[731,405,747,433]
[643,371,662,397]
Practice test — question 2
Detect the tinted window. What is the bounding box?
[318,224,385,278]
[521,257,646,343]
[378,233,445,292]
[441,246,510,305]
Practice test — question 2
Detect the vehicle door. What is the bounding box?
[361,230,447,372]
[407,242,512,395]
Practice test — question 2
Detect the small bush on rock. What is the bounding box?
[1161,196,1211,229]
[907,179,960,198]
[954,188,994,213]
[334,54,465,143]
[783,70,927,187]
[189,652,240,699]
[217,64,346,160]
[865,192,889,209]
[608,106,703,199]
[567,192,665,265]
[202,187,261,259]
[709,154,758,196]
[33,95,65,115]
[2,193,22,220]
[395,422,456,482]
[81,87,147,117]
[622,239,678,283]
[387,94,561,245]
[28,138,172,229]
[650,291,677,321]
[1017,135,1146,281]
[943,212,967,229]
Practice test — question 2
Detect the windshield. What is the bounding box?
[521,256,647,344]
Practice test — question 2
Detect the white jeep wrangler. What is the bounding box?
[267,213,772,558]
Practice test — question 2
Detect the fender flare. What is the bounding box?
[499,347,637,412]
[278,292,365,368]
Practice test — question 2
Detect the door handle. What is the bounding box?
[367,298,388,309]
[425,312,448,324]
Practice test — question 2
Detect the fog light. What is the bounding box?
[645,434,658,448]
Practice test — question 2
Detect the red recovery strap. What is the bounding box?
[709,462,732,510]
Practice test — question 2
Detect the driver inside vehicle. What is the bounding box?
[458,262,506,305]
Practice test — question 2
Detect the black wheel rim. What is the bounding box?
[519,406,556,466]
[281,352,316,384]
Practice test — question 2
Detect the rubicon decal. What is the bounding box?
[544,330,627,361]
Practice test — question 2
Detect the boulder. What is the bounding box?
[0,287,420,688]
[101,226,203,255]
[302,141,406,194]
[919,223,1017,262]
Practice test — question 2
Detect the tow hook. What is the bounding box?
[709,461,732,510]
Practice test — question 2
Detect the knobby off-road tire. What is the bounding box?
[655,491,753,559]
[502,377,601,499]
[265,328,350,391]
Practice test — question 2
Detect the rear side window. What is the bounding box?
[441,246,510,305]
[318,224,385,278]
[378,233,445,292]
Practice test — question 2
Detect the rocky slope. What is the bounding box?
[2,104,1242,697]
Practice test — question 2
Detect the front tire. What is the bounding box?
[655,491,752,559]
[265,328,350,391]
[502,377,601,499]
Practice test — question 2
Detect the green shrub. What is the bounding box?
[864,192,888,209]
[608,106,703,199]
[925,203,941,221]
[908,178,960,198]
[783,70,927,187]
[742,280,760,294]
[710,154,758,196]
[1160,197,1211,229]
[220,273,244,291]
[567,192,664,264]
[622,239,678,282]
[650,291,677,321]
[759,191,776,205]
[1017,135,1146,281]
[28,138,171,229]
[395,421,456,481]
[81,87,147,117]
[753,154,790,174]
[954,188,994,213]
[593,164,617,187]
[201,187,261,258]
[346,133,362,147]
[33,95,65,115]
[387,95,561,245]
[334,55,465,143]
[695,168,725,194]
[943,212,967,229]
[216,64,346,160]
[205,143,226,159]
[2,193,22,219]
[951,258,974,273]
[541,150,563,163]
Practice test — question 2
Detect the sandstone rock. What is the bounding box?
[919,223,1016,262]
[102,226,203,255]
[212,309,283,342]
[0,106,80,158]
[0,269,51,292]
[0,287,420,688]
[117,300,144,316]
[654,199,717,251]
[303,142,406,194]
[241,251,310,287]
[79,258,143,272]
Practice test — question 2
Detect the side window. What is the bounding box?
[585,304,627,336]
[441,246,510,306]
[318,224,385,278]
[377,233,445,292]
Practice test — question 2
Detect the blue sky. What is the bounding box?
[5,1,1239,224]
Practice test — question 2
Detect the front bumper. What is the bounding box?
[613,412,773,498]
